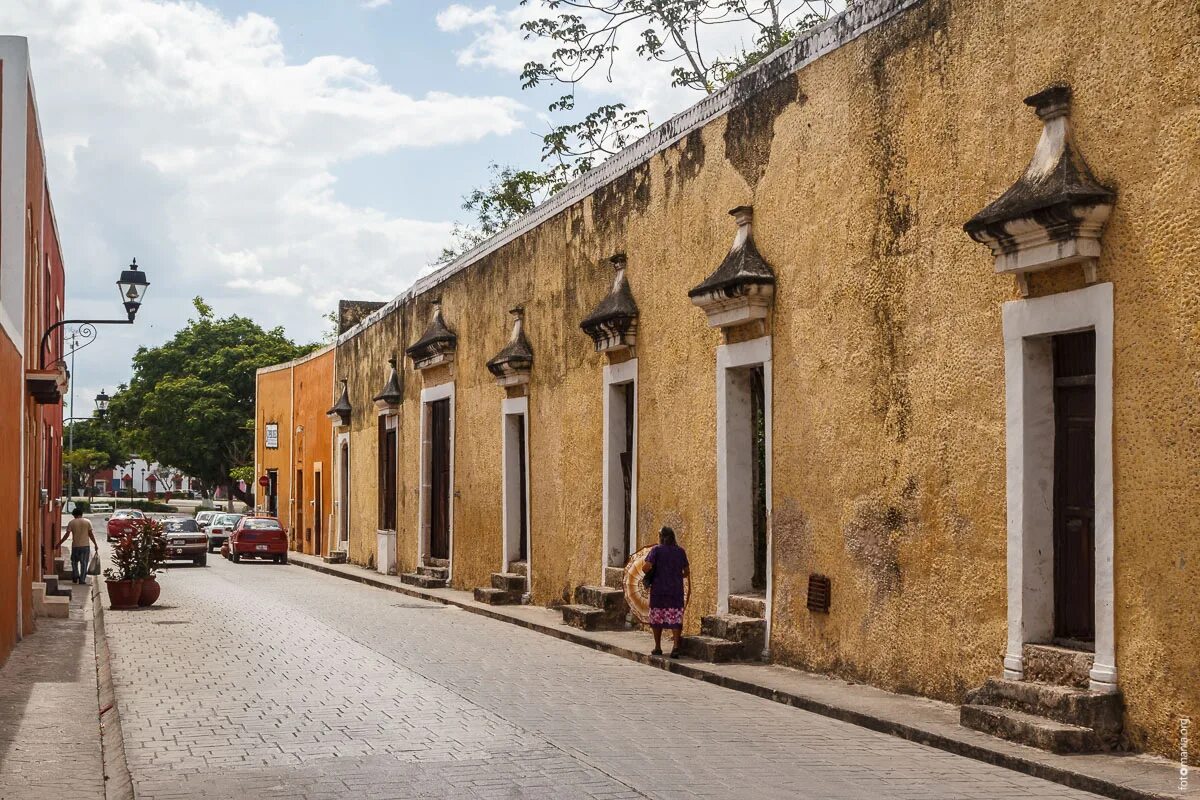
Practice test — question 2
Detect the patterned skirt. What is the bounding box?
[648,607,684,629]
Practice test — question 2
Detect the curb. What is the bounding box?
[91,581,136,800]
[292,556,1178,800]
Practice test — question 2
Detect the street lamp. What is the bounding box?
[40,258,150,369]
[95,389,110,417]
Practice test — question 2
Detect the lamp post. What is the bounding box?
[39,258,150,370]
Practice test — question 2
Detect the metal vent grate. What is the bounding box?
[806,574,831,613]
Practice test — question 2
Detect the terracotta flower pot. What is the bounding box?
[106,579,142,610]
[138,575,161,607]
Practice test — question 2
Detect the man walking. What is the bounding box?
[59,507,98,584]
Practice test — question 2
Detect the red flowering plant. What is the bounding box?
[131,517,167,579]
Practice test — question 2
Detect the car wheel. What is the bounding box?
[280,554,288,565]
[195,555,207,567]
[232,551,240,563]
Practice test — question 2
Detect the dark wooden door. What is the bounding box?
[429,399,451,560]
[620,382,634,562]
[267,470,278,516]
[750,366,767,592]
[1053,331,1096,643]
[516,414,528,562]
[314,475,322,555]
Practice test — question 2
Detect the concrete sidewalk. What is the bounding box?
[0,571,133,800]
[289,552,1186,800]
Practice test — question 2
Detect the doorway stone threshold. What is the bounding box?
[287,551,1182,800]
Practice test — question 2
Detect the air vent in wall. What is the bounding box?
[806,574,831,613]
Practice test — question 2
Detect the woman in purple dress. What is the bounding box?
[645,526,689,657]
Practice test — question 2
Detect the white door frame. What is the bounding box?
[601,358,638,580]
[335,431,350,551]
[715,336,772,653]
[501,396,531,590]
[1002,282,1115,693]
[419,382,455,575]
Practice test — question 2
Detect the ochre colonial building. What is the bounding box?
[255,0,1199,759]
[0,37,69,667]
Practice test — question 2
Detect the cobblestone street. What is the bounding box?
[95,547,1107,800]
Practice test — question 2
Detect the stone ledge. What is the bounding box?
[91,581,135,800]
[287,552,1183,800]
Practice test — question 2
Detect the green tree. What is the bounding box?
[65,418,126,470]
[439,1,839,263]
[107,297,315,504]
[62,448,110,499]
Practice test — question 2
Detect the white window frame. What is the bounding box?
[1002,282,1115,692]
[601,358,638,577]
[501,396,531,591]
[419,382,455,574]
[715,336,772,653]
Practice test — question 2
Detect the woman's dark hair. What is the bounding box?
[659,526,676,546]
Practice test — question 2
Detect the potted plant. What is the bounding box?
[103,532,142,609]
[132,517,167,606]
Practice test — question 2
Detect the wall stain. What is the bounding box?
[724,73,804,189]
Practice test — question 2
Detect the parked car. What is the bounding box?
[106,509,146,541]
[229,516,288,564]
[206,513,244,553]
[162,518,207,567]
[194,510,217,531]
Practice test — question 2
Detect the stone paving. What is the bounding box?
[100,550,1108,800]
[0,580,104,800]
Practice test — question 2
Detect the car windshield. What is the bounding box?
[242,519,282,530]
[163,519,199,532]
[215,515,243,526]
[115,510,144,518]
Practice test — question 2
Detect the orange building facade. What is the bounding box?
[254,344,334,556]
[1,36,68,666]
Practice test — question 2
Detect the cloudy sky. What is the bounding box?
[0,0,830,415]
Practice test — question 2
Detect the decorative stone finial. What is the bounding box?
[373,355,402,412]
[688,205,775,328]
[406,299,457,370]
[327,379,352,426]
[581,254,639,352]
[964,85,1115,296]
[487,306,533,386]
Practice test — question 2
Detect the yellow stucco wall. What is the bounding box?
[304,0,1198,758]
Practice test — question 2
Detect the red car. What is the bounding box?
[106,509,146,541]
[229,516,289,564]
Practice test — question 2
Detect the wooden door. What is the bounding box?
[1053,331,1096,643]
[750,366,767,592]
[295,469,304,551]
[314,473,322,555]
[516,414,528,562]
[429,399,451,560]
[620,382,634,562]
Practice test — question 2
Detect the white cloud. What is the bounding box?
[0,0,528,405]
[361,0,391,8]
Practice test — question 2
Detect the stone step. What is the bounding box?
[322,552,347,564]
[560,604,607,631]
[1022,643,1093,689]
[400,572,447,589]
[54,556,66,574]
[32,582,45,617]
[701,613,766,656]
[417,565,449,579]
[965,678,1122,742]
[678,635,745,663]
[42,595,70,619]
[604,566,625,590]
[959,704,1103,754]
[508,560,528,577]
[491,572,526,592]
[474,587,519,606]
[426,557,450,568]
[728,592,766,619]
[574,585,626,613]
[43,576,71,597]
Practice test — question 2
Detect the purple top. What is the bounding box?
[646,543,689,609]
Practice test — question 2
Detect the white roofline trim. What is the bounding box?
[257,342,335,375]
[337,0,922,347]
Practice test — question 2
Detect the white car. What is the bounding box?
[195,510,217,531]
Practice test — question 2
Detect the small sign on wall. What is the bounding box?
[265,423,279,449]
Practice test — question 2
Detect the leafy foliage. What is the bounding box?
[62,448,110,496]
[107,297,314,495]
[439,1,839,263]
